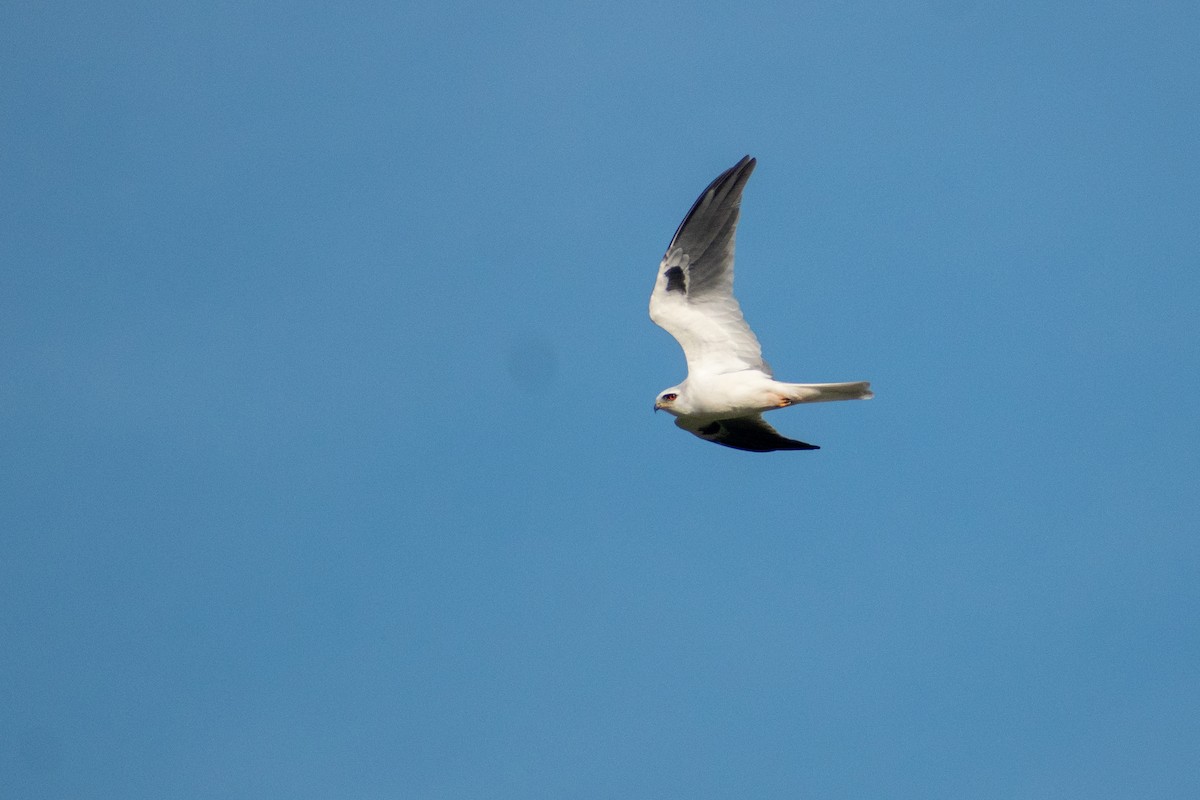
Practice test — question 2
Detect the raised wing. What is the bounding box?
[649,156,769,377]
[676,414,819,452]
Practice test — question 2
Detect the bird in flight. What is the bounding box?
[650,156,873,452]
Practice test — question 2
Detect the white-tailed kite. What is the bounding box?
[650,156,873,452]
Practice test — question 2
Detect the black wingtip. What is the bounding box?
[667,155,757,249]
[773,438,820,451]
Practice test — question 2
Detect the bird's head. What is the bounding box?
[654,387,685,416]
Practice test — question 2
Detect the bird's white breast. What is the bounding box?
[680,370,780,419]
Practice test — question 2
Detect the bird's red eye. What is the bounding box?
[662,393,677,402]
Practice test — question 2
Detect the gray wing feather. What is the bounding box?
[677,414,819,452]
[649,156,769,377]
[666,156,754,297]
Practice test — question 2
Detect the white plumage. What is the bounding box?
[650,156,873,452]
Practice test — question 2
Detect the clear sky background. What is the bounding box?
[3,2,1198,798]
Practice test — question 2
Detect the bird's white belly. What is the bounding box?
[684,371,781,419]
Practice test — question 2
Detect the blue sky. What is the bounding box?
[3,1,1198,797]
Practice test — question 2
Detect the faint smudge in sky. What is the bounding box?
[505,332,559,393]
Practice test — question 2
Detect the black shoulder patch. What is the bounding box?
[698,422,721,436]
[664,266,686,293]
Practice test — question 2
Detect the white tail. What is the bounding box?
[786,381,874,404]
